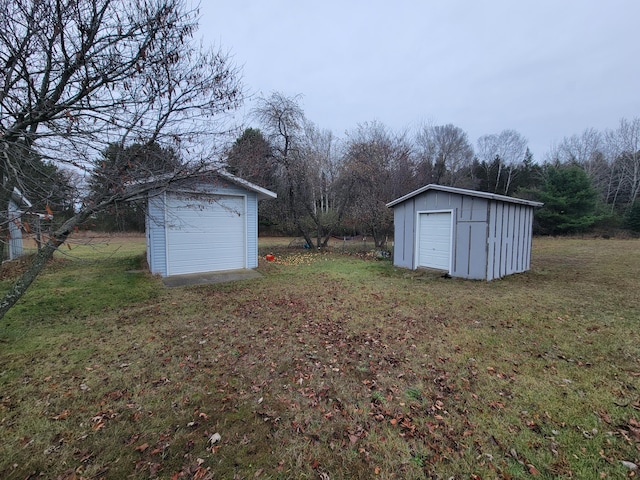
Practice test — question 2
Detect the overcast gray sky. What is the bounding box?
[198,1,639,161]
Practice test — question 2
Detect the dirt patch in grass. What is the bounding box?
[1,237,639,479]
[0,254,70,281]
[0,254,35,281]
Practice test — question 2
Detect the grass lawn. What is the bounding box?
[0,235,639,479]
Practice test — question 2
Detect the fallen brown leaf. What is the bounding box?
[52,409,70,420]
[597,410,612,424]
[135,442,149,452]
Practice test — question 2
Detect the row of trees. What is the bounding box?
[38,94,639,244]
[550,119,640,212]
[7,78,635,251]
[6,91,637,258]
[227,93,640,243]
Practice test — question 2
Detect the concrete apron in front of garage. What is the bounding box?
[162,269,262,287]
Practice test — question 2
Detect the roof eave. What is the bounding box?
[137,168,277,200]
[216,170,277,200]
[387,184,543,208]
[10,187,33,209]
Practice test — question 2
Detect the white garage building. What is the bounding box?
[145,171,276,277]
[387,185,542,280]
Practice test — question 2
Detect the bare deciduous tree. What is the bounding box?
[252,92,352,247]
[0,0,242,318]
[606,117,640,208]
[476,130,527,194]
[342,121,412,247]
[556,128,603,169]
[252,92,312,244]
[416,123,473,187]
[299,121,348,246]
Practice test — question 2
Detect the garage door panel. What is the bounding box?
[418,212,451,270]
[166,194,245,275]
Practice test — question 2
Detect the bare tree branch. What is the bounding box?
[0,0,243,318]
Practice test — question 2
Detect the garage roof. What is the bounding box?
[386,184,543,208]
[132,168,277,201]
[216,170,277,200]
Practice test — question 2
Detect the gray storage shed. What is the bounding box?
[145,170,276,278]
[387,185,542,280]
[6,188,32,260]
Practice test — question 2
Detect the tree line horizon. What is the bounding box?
[75,93,640,245]
[221,95,640,244]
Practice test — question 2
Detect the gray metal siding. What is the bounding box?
[392,200,415,269]
[523,207,533,271]
[452,195,489,280]
[414,190,460,211]
[392,188,536,280]
[487,201,501,280]
[7,199,23,260]
[487,201,535,280]
[515,204,534,273]
[246,191,258,268]
[453,221,489,279]
[147,194,168,276]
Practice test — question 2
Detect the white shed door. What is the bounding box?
[418,212,452,270]
[166,193,245,275]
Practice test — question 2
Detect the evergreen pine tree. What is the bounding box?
[533,165,600,234]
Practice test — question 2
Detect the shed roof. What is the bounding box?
[386,184,543,208]
[216,170,277,201]
[10,187,32,210]
[134,168,277,201]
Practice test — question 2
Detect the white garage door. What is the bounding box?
[417,212,452,271]
[166,193,245,275]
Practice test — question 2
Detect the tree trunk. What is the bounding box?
[494,160,503,193]
[298,227,315,250]
[0,210,87,319]
[375,235,386,248]
[504,165,515,195]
